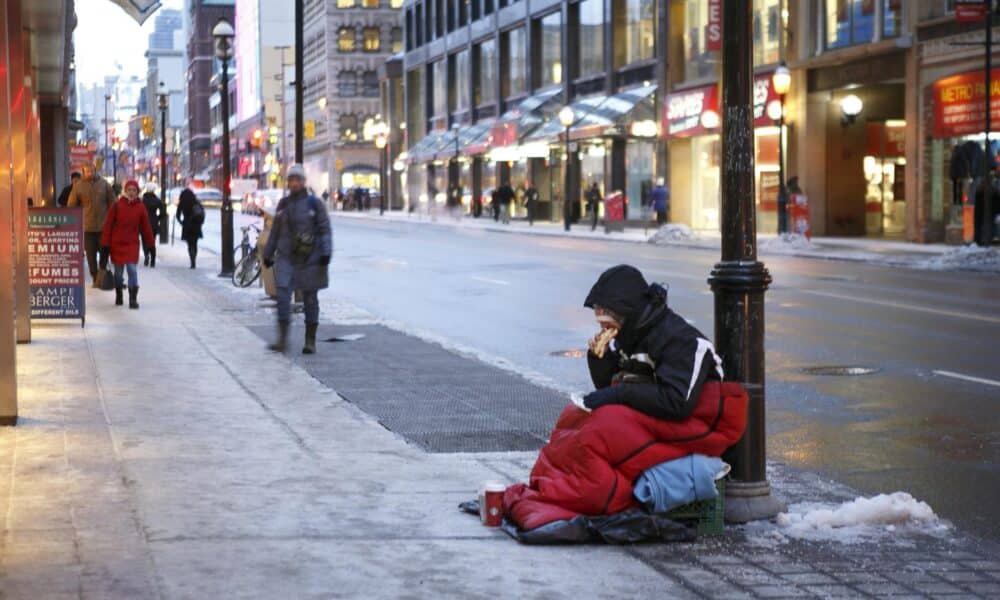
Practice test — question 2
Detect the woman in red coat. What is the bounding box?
[101,179,155,309]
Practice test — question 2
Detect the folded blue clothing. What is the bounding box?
[633,454,725,513]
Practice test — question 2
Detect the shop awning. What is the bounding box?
[525,83,658,143]
[107,0,162,25]
[489,88,564,147]
[406,130,450,163]
[461,120,496,156]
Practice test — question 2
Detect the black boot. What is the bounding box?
[303,323,317,355]
[149,248,156,268]
[143,254,149,267]
[128,287,139,309]
[269,321,289,352]
[189,253,196,269]
[115,286,123,306]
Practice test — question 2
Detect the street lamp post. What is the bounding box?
[709,0,784,524]
[213,18,236,276]
[770,65,791,235]
[157,82,170,243]
[104,94,111,178]
[376,132,387,215]
[558,106,575,231]
[449,122,460,211]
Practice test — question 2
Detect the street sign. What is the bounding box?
[304,119,316,139]
[27,208,85,326]
[956,0,988,22]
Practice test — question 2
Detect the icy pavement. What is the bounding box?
[336,210,1000,272]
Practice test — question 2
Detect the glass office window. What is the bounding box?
[753,0,780,66]
[337,0,355,7]
[478,38,498,106]
[338,71,358,97]
[505,27,527,97]
[339,114,359,141]
[391,27,403,53]
[619,0,655,67]
[455,49,471,110]
[579,0,604,78]
[825,0,875,49]
[539,11,563,88]
[363,27,381,52]
[338,27,356,52]
[883,0,902,38]
[683,0,713,79]
[432,60,448,118]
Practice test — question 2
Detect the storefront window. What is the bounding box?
[539,12,563,88]
[825,0,875,49]
[455,49,471,110]
[683,0,714,80]
[626,140,655,219]
[580,141,608,212]
[432,60,448,119]
[616,0,655,68]
[478,39,497,106]
[883,0,902,38]
[579,0,605,78]
[504,27,527,97]
[753,0,781,66]
[691,135,721,230]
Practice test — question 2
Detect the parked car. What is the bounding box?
[194,187,223,208]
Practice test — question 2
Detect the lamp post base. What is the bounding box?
[724,479,786,524]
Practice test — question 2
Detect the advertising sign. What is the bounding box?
[27,208,85,325]
[752,72,781,127]
[706,0,722,51]
[932,69,1000,138]
[68,144,94,171]
[955,0,987,22]
[664,84,718,138]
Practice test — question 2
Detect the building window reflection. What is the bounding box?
[339,113,359,142]
[538,11,563,88]
[478,38,497,106]
[616,0,655,68]
[338,27,356,52]
[503,27,527,97]
[825,0,875,49]
[579,0,604,78]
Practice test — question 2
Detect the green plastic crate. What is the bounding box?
[665,478,725,536]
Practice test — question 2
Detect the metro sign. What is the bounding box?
[956,0,988,23]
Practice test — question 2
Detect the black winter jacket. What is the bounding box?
[584,265,723,421]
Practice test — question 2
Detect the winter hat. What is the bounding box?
[287,164,306,180]
[124,179,140,193]
[584,265,651,323]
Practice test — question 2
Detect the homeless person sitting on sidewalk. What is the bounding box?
[500,265,748,543]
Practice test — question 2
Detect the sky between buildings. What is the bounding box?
[74,0,185,86]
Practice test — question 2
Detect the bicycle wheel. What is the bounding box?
[232,253,261,288]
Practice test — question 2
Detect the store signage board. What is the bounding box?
[932,68,1000,138]
[955,0,987,22]
[752,72,780,128]
[664,85,718,138]
[706,0,722,51]
[27,208,85,326]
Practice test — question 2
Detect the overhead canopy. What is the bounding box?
[489,88,564,147]
[526,83,658,143]
[107,0,163,25]
[406,130,451,164]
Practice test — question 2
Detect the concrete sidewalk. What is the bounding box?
[2,242,999,599]
[334,209,1000,272]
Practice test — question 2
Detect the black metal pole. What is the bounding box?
[159,104,168,243]
[709,0,783,523]
[776,93,787,235]
[982,5,994,247]
[564,125,571,231]
[104,96,109,177]
[220,58,234,275]
[294,0,304,164]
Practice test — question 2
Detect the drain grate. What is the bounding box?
[549,349,587,358]
[801,365,880,376]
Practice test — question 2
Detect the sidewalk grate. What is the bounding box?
[250,324,567,453]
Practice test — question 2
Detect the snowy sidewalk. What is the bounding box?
[334,209,1000,273]
[2,242,999,599]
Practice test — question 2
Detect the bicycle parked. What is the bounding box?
[232,223,262,288]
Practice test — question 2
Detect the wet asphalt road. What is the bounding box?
[204,211,1000,543]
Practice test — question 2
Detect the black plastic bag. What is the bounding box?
[459,500,696,545]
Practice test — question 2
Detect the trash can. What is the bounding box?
[258,210,277,298]
[788,193,811,240]
[603,191,625,233]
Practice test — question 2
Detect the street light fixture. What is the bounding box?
[157,81,169,243]
[213,17,236,276]
[771,64,791,234]
[840,94,863,127]
[558,106,575,231]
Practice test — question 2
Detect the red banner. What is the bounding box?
[706,0,722,51]
[955,0,987,22]
[68,144,93,171]
[866,122,906,157]
[753,72,781,128]
[664,84,718,138]
[932,69,1000,138]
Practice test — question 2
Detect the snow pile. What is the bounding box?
[648,224,699,244]
[758,233,816,253]
[920,245,1000,272]
[774,492,947,543]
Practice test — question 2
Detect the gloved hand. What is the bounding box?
[263,257,274,268]
[320,255,331,266]
[583,387,619,411]
[100,246,109,255]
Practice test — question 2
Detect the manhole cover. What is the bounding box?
[801,366,880,376]
[549,349,586,358]
[324,333,366,342]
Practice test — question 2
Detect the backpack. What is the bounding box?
[190,201,205,224]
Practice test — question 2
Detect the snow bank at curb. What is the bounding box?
[758,233,816,252]
[647,224,700,244]
[746,492,949,546]
[918,245,1000,273]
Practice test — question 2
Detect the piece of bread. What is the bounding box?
[590,327,618,359]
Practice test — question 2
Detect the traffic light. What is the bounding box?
[250,128,264,149]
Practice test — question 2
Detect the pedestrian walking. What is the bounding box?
[176,188,205,269]
[497,180,515,224]
[563,192,574,232]
[525,182,539,226]
[141,184,164,267]
[585,182,602,231]
[67,162,115,286]
[650,178,670,226]
[262,164,333,355]
[490,187,499,221]
[56,171,81,207]
[100,180,155,309]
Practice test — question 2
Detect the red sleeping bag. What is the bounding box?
[504,381,748,532]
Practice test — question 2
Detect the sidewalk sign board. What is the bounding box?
[955,0,987,22]
[788,193,811,240]
[603,191,626,233]
[27,208,86,326]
